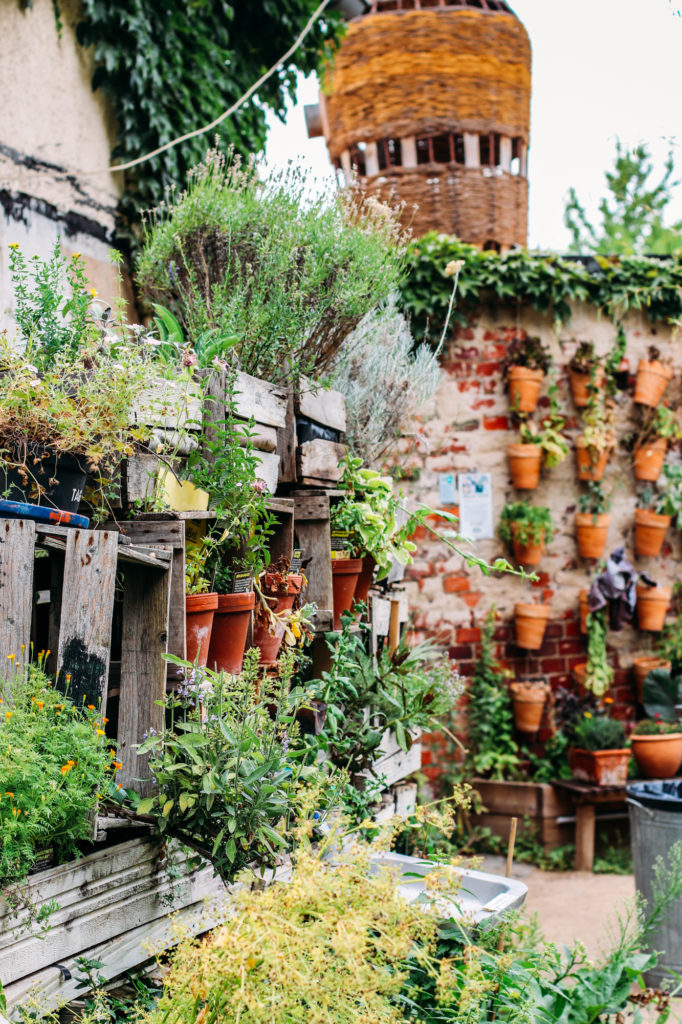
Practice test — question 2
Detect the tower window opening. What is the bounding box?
[416,137,432,164]
[349,143,367,175]
[453,133,465,164]
[479,134,490,166]
[483,239,501,252]
[480,133,501,167]
[511,137,523,176]
[432,134,451,163]
[377,138,402,170]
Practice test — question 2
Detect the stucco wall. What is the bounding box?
[400,301,680,722]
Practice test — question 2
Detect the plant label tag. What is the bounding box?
[290,548,304,573]
[231,571,253,594]
[330,529,350,558]
[438,472,457,505]
[458,472,494,541]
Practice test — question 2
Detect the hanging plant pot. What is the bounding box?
[206,592,256,675]
[252,574,304,665]
[631,733,682,779]
[568,747,630,787]
[509,680,548,733]
[633,437,667,482]
[633,656,671,703]
[1,447,87,514]
[508,444,542,490]
[568,366,605,408]
[575,437,611,482]
[636,583,671,632]
[634,360,673,407]
[514,603,551,650]
[579,589,589,635]
[575,513,611,560]
[332,558,363,629]
[508,366,544,413]
[510,524,545,566]
[185,592,219,667]
[634,508,671,558]
[354,553,377,607]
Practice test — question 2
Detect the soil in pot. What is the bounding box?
[252,574,303,665]
[634,359,673,407]
[1,448,87,514]
[575,513,610,560]
[634,508,671,558]
[633,437,667,482]
[575,437,610,482]
[332,558,363,629]
[631,733,682,779]
[508,366,544,413]
[569,366,605,408]
[508,444,542,490]
[354,554,377,607]
[514,603,551,650]
[568,747,630,786]
[206,592,256,675]
[633,656,671,703]
[579,590,589,635]
[510,681,548,733]
[636,584,671,632]
[186,593,219,667]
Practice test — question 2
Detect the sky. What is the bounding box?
[264,0,682,252]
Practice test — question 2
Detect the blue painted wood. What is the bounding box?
[0,499,89,529]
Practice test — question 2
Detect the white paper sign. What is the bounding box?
[458,472,493,541]
[438,472,457,505]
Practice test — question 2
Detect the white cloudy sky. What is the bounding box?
[265,0,682,251]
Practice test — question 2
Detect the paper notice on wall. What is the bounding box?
[457,472,493,541]
[438,472,457,505]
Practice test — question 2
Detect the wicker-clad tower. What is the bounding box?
[306,0,531,249]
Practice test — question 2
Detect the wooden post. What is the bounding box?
[0,519,35,682]
[388,599,401,656]
[505,817,518,877]
[574,804,596,871]
[292,493,334,632]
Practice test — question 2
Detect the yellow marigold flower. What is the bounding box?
[8,242,19,249]
[35,700,43,710]
[584,711,592,719]
[604,696,614,704]
[89,288,98,298]
[103,717,109,724]
[60,761,75,774]
[72,252,81,258]
[7,653,15,661]
[116,783,123,790]
[96,729,105,736]
[20,644,25,652]
[5,711,13,721]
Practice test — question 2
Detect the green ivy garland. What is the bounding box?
[400,232,682,343]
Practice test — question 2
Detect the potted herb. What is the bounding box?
[507,432,542,490]
[634,487,671,559]
[514,602,551,650]
[252,557,306,665]
[185,539,219,667]
[636,580,671,632]
[568,342,604,408]
[634,346,674,407]
[498,502,553,566]
[203,527,260,676]
[575,389,615,482]
[509,679,549,733]
[502,335,552,414]
[630,719,682,780]
[573,607,613,698]
[508,383,568,490]
[568,713,629,787]
[575,482,611,560]
[631,406,682,482]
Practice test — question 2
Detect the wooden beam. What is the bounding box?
[296,380,346,432]
[233,371,287,428]
[0,518,35,679]
[297,440,346,484]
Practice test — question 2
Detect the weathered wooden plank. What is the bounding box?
[56,529,118,712]
[268,508,294,566]
[118,560,171,795]
[267,497,295,516]
[124,454,159,505]
[372,731,422,789]
[236,422,278,453]
[107,520,185,546]
[297,440,346,483]
[276,388,298,484]
[130,378,203,430]
[296,379,347,432]
[0,519,35,677]
[292,494,330,521]
[233,371,287,428]
[294,518,332,620]
[117,546,171,570]
[253,450,280,494]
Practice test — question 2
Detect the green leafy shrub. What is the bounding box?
[642,667,682,721]
[501,334,553,375]
[498,502,553,547]
[464,610,520,780]
[632,718,682,735]
[572,713,626,751]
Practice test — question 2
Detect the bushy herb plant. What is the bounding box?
[632,717,682,736]
[578,479,612,516]
[518,378,569,467]
[572,712,626,751]
[502,334,553,376]
[464,611,520,780]
[498,502,553,547]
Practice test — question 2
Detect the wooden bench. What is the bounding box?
[551,779,628,871]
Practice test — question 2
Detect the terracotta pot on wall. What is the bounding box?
[568,747,630,787]
[633,656,671,703]
[353,553,377,607]
[509,680,548,733]
[579,590,589,635]
[511,524,545,567]
[575,513,611,560]
[508,444,542,490]
[514,603,551,650]
[331,558,362,629]
[252,574,303,665]
[206,592,255,675]
[633,437,668,482]
[631,733,682,779]
[634,508,671,558]
[508,366,544,413]
[569,366,605,408]
[634,359,673,407]
[636,583,671,632]
[185,593,219,667]
[575,437,611,482]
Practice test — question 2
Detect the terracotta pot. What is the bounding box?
[568,366,605,408]
[634,508,671,558]
[575,513,611,560]
[508,365,544,413]
[332,558,362,629]
[631,733,682,779]
[579,590,589,635]
[572,662,588,691]
[511,525,545,567]
[509,681,547,733]
[353,554,377,607]
[636,583,671,632]
[514,603,551,650]
[633,656,672,703]
[634,359,673,407]
[633,437,667,482]
[568,747,630,787]
[206,592,255,675]
[508,444,542,490]
[575,437,611,482]
[185,592,219,667]
[252,574,303,665]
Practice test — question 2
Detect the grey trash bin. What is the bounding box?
[628,780,682,988]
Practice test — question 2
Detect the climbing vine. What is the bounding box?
[401,232,682,343]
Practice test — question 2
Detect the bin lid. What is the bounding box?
[627,779,682,811]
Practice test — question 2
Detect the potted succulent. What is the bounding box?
[252,557,306,665]
[575,482,611,560]
[630,719,682,779]
[631,406,682,482]
[634,346,674,407]
[509,679,549,733]
[575,388,615,482]
[568,713,630,786]
[503,335,552,414]
[637,580,672,632]
[185,540,219,667]
[498,502,553,566]
[634,487,671,559]
[567,342,604,408]
[514,602,551,650]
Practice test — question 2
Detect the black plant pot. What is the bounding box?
[1,447,87,513]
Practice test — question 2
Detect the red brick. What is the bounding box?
[455,660,475,676]
[566,654,586,670]
[448,644,473,660]
[564,621,582,638]
[482,330,503,343]
[461,591,483,608]
[442,360,468,376]
[482,379,498,394]
[544,623,563,639]
[537,640,557,656]
[443,575,470,594]
[559,638,584,656]
[503,327,526,342]
[493,625,512,641]
[457,380,480,392]
[483,415,509,431]
[456,333,476,346]
[457,627,481,644]
[541,657,566,673]
[408,525,428,541]
[477,361,501,377]
[531,572,551,589]
[482,342,507,359]
[471,398,495,411]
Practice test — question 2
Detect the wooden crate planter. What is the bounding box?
[372,728,422,789]
[470,779,574,851]
[278,378,347,488]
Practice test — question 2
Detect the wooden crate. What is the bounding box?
[278,378,348,488]
[372,729,422,789]
[291,490,341,633]
[470,779,574,851]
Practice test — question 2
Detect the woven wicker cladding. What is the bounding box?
[361,165,528,247]
[323,9,531,158]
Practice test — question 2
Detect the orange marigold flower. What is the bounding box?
[87,705,95,711]
[5,711,13,721]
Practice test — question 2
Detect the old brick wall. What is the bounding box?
[398,301,680,742]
